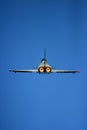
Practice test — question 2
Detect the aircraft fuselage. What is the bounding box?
[38,59,51,73]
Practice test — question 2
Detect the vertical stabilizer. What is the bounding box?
[44,48,46,59]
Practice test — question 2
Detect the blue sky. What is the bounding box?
[0,0,87,130]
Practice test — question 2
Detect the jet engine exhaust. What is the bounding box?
[38,67,51,73]
[38,67,44,72]
[46,67,51,72]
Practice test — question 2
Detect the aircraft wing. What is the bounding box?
[52,69,80,74]
[9,69,38,73]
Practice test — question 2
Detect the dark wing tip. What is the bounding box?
[9,70,16,73]
[9,70,12,72]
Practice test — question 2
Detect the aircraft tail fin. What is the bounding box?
[44,48,46,59]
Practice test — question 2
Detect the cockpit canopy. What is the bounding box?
[41,58,47,63]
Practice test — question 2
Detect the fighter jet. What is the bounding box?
[9,49,80,74]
